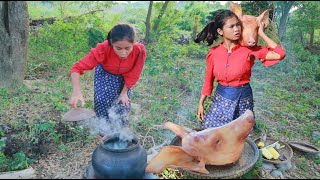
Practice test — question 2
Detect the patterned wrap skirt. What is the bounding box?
[201,83,254,129]
[94,64,131,126]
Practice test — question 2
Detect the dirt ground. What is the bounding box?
[1,87,319,179]
[29,132,320,179]
[28,136,320,179]
[27,104,319,179]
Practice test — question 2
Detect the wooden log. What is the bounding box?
[29,9,104,26]
[29,17,57,26]
[0,167,36,179]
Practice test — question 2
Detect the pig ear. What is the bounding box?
[257,10,270,27]
[229,1,243,18]
[164,122,192,138]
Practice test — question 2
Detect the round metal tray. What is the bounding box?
[170,136,259,179]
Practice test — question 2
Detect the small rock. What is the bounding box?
[270,169,283,178]
[307,114,317,120]
[312,131,320,141]
[275,161,293,171]
[262,162,275,170]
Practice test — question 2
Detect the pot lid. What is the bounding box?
[62,108,96,122]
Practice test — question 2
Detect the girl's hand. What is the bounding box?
[117,94,130,106]
[69,91,85,109]
[258,22,266,37]
[197,104,205,121]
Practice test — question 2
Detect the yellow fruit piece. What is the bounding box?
[261,148,273,160]
[257,142,265,148]
[268,147,280,160]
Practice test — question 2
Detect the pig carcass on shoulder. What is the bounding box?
[230,1,270,47]
[146,109,255,174]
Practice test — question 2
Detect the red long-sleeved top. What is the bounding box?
[202,42,286,96]
[70,40,147,89]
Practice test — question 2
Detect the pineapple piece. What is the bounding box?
[257,141,265,148]
[261,148,273,160]
[268,147,280,160]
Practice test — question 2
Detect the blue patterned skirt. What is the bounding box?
[94,64,131,126]
[201,83,254,129]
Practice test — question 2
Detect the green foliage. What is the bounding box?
[28,20,89,73]
[314,155,320,164]
[0,152,9,171]
[50,91,69,112]
[27,119,88,145]
[28,121,60,145]
[87,28,106,48]
[289,43,320,81]
[241,159,262,179]
[160,168,180,179]
[206,9,225,21]
[286,1,320,46]
[118,5,147,31]
[0,151,30,172]
[180,41,210,58]
[8,152,30,171]
[28,1,60,19]
[254,119,268,133]
[0,138,5,151]
[241,1,275,20]
[0,88,10,111]
[28,1,113,19]
[178,2,224,31]
[297,157,309,171]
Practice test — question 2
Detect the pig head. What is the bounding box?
[230,1,270,47]
[146,109,255,174]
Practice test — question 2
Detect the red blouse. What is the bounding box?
[202,42,286,96]
[70,40,147,89]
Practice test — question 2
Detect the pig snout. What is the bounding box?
[242,30,258,47]
[246,37,256,47]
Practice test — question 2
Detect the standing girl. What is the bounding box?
[194,10,286,129]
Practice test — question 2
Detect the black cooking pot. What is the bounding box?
[91,133,147,179]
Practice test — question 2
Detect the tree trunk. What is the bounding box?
[309,28,314,47]
[277,1,294,41]
[192,16,199,39]
[0,1,29,88]
[144,1,153,44]
[299,31,305,44]
[152,1,169,32]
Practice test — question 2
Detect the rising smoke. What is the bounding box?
[79,103,135,142]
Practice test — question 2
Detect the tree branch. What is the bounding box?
[29,9,104,26]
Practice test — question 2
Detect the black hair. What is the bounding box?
[194,9,240,46]
[106,23,136,46]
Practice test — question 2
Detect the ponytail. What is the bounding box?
[194,21,219,46]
